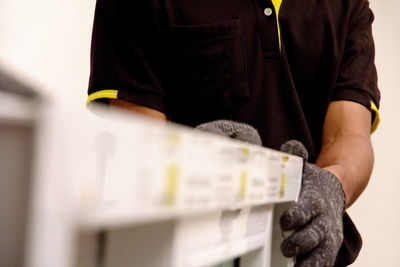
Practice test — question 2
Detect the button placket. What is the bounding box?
[252,0,279,55]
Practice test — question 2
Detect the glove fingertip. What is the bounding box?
[195,120,262,146]
[280,140,309,160]
[280,212,295,231]
[281,240,297,257]
[195,122,219,133]
[235,131,262,146]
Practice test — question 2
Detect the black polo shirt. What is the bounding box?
[88,1,380,264]
[88,0,380,162]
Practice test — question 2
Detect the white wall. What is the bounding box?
[0,0,94,104]
[348,0,400,266]
[0,0,398,266]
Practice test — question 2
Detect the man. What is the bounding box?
[87,0,380,265]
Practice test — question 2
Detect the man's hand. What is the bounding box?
[280,140,346,267]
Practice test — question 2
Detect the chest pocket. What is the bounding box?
[165,19,250,115]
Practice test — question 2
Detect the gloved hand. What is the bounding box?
[280,140,346,267]
[195,120,262,146]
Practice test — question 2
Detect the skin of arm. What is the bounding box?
[109,99,167,121]
[316,100,374,207]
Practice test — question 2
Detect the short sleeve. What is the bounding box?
[87,0,167,114]
[332,0,381,133]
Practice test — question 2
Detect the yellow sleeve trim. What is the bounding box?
[86,90,118,106]
[271,0,283,51]
[370,100,380,134]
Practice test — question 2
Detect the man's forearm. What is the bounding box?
[316,100,374,207]
[109,99,167,121]
[316,133,374,207]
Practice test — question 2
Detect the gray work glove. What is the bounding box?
[280,140,346,267]
[195,120,262,146]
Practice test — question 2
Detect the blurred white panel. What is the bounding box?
[0,123,33,267]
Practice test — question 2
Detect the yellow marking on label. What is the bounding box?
[280,173,286,198]
[165,164,179,205]
[239,170,247,201]
[241,147,249,157]
[283,155,289,162]
[168,131,181,145]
